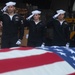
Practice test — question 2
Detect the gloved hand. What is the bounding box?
[53,13,60,19]
[1,6,7,12]
[41,43,45,48]
[16,39,21,45]
[66,43,70,48]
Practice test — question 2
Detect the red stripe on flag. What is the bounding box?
[0,52,63,73]
[69,73,75,75]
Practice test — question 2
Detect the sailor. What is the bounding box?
[0,1,24,48]
[25,10,46,47]
[47,9,70,46]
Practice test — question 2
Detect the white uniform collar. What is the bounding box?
[57,19,65,25]
[34,20,41,25]
[4,12,17,20]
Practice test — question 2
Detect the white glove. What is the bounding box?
[26,34,29,39]
[16,39,21,45]
[26,14,33,20]
[53,13,60,19]
[66,43,70,48]
[41,43,45,48]
[1,6,7,12]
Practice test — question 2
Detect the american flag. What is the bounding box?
[0,47,75,75]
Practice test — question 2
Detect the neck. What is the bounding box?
[34,19,40,22]
[8,12,15,16]
[58,19,64,21]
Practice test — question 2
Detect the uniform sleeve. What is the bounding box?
[0,10,3,21]
[65,23,70,43]
[19,17,24,40]
[42,23,47,43]
[24,20,30,27]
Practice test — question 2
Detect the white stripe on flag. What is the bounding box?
[0,49,50,60]
[1,61,75,75]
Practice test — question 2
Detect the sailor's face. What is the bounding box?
[58,14,65,20]
[33,14,40,20]
[7,6,15,13]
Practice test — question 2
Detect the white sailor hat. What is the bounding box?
[53,9,66,19]
[6,1,16,6]
[1,1,16,12]
[56,10,65,14]
[26,10,41,20]
[32,10,41,15]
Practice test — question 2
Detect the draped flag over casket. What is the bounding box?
[0,47,75,75]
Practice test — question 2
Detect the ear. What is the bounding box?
[14,7,16,10]
[39,15,41,17]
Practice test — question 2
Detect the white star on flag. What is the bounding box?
[67,49,75,54]
[70,56,75,61]
[51,46,59,48]
[73,63,75,66]
[54,49,63,52]
[57,52,67,57]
